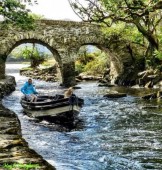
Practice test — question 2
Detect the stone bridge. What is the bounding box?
[0,20,134,86]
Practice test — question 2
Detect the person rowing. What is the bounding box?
[21,78,38,102]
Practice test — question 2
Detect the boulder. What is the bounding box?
[142,93,157,100]
[103,92,127,98]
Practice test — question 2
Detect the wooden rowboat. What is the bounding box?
[20,94,84,123]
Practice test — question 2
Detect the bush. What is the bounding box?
[75,62,84,75]
[84,57,108,75]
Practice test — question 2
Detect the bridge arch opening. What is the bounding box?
[6,39,62,84]
[75,44,110,81]
[7,39,62,64]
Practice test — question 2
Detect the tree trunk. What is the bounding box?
[134,20,159,50]
[134,21,159,68]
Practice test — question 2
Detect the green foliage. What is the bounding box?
[77,46,91,65]
[70,0,162,68]
[30,13,44,20]
[3,163,40,170]
[41,58,57,67]
[154,50,162,60]
[77,53,95,65]
[146,59,152,68]
[16,44,47,68]
[75,62,84,74]
[101,23,125,37]
[20,67,33,71]
[102,23,143,45]
[157,29,162,44]
[123,25,143,45]
[83,52,108,75]
[145,50,162,69]
[75,46,109,76]
[0,0,35,30]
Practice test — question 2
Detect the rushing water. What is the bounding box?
[3,63,162,170]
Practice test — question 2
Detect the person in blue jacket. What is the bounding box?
[21,78,38,102]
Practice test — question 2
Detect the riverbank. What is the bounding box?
[0,76,55,170]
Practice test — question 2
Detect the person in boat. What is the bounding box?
[64,87,73,98]
[21,78,38,102]
[64,87,78,105]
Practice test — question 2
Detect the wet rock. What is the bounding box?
[103,92,127,98]
[0,76,16,99]
[73,86,81,89]
[20,65,58,82]
[76,73,102,81]
[141,105,160,109]
[0,105,55,170]
[75,78,82,82]
[98,83,115,87]
[137,69,162,88]
[0,77,55,169]
[145,81,153,88]
[141,91,162,100]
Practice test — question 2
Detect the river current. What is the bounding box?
[3,64,162,170]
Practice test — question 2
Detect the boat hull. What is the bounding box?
[20,94,84,123]
[23,105,81,118]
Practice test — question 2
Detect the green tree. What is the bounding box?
[19,44,47,68]
[77,46,95,65]
[69,0,162,68]
[84,51,109,75]
[75,45,109,75]
[0,0,37,29]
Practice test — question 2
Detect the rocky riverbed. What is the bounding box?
[0,76,55,170]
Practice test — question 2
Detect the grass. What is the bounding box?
[3,163,40,170]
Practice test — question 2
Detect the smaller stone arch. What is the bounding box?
[71,43,125,85]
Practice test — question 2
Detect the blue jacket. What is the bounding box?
[21,82,38,95]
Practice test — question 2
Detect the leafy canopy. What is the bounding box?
[69,0,162,68]
[17,44,47,68]
[69,0,162,26]
[69,0,162,49]
[0,0,37,29]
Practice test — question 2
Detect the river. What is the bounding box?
[3,63,162,170]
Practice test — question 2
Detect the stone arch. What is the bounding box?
[7,39,62,64]
[73,42,123,84]
[5,39,65,84]
[97,46,123,84]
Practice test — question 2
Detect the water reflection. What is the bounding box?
[2,64,162,170]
